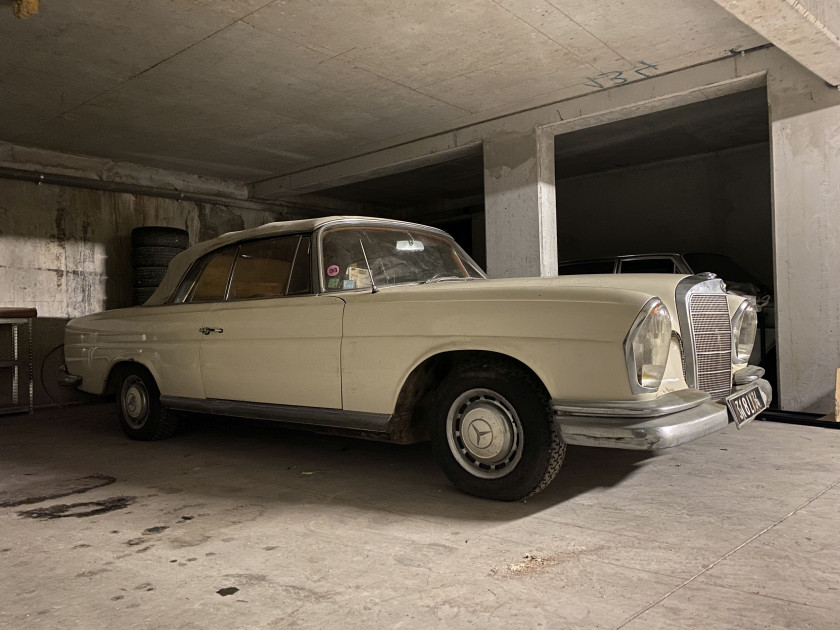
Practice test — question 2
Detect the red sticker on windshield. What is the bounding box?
[327,264,340,277]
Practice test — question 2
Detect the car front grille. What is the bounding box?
[688,293,733,400]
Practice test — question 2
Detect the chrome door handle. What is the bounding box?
[199,327,224,335]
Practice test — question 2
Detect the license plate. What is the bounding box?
[725,385,768,429]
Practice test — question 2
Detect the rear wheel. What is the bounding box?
[428,360,565,501]
[116,367,178,440]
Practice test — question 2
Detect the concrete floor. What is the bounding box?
[1,404,838,629]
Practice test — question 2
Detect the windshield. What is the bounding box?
[320,225,485,292]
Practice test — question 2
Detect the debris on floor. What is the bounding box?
[492,553,558,576]
[142,525,169,535]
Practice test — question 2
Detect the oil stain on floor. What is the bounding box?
[0,474,116,508]
[17,496,136,519]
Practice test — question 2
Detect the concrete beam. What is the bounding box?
[0,141,249,199]
[250,141,480,200]
[251,49,770,201]
[483,130,557,278]
[711,0,840,86]
[389,194,486,222]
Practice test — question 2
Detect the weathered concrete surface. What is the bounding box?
[483,130,557,278]
[0,404,838,629]
[0,141,249,199]
[768,59,840,413]
[799,0,840,37]
[0,179,294,406]
[0,0,766,183]
[253,48,770,200]
[712,0,840,86]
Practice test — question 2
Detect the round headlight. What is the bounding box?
[625,299,672,392]
[731,300,757,363]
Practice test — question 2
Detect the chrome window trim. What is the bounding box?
[221,244,240,301]
[623,297,670,395]
[167,232,315,305]
[180,244,238,304]
[224,234,306,302]
[675,274,728,390]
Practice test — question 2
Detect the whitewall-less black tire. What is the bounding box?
[428,359,565,501]
[117,367,179,441]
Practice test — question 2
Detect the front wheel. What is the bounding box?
[116,367,178,440]
[428,360,565,501]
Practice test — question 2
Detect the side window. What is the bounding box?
[620,258,678,273]
[185,247,237,302]
[287,236,312,295]
[227,235,302,300]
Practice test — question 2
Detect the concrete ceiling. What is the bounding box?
[0,1,767,183]
[311,87,769,211]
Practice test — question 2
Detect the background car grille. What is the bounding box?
[689,293,732,400]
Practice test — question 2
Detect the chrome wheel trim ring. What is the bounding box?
[122,375,150,430]
[446,388,523,479]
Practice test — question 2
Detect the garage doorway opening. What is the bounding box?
[300,150,486,268]
[552,87,775,393]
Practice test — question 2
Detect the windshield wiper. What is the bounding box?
[423,276,476,284]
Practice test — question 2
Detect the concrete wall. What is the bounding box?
[555,143,773,287]
[799,0,840,36]
[768,61,840,413]
[0,178,290,408]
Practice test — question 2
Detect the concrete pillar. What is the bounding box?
[483,130,557,278]
[769,66,840,412]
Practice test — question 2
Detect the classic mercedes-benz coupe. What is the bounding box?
[62,217,770,500]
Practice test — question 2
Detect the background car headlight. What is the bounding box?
[625,299,672,393]
[731,300,758,363]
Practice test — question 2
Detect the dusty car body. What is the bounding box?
[62,217,770,500]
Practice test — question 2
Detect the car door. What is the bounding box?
[136,245,240,399]
[199,234,344,409]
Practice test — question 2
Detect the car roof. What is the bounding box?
[144,216,449,306]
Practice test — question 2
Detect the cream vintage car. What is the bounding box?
[62,217,771,501]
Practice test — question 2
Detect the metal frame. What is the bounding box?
[0,315,34,415]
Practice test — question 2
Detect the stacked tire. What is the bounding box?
[131,227,189,305]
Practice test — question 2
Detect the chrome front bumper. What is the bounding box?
[553,380,772,450]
